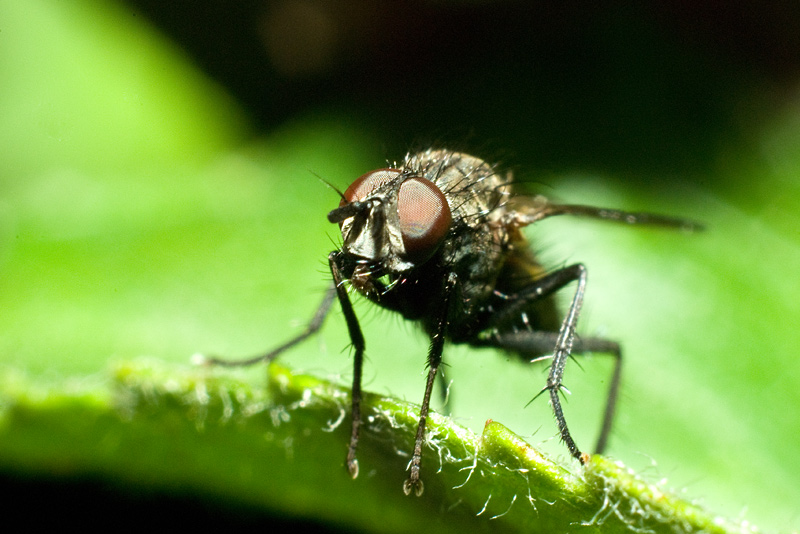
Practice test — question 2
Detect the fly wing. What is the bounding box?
[504,194,704,232]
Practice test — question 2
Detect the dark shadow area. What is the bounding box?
[121,0,800,183]
[2,471,356,532]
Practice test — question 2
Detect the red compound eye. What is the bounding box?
[340,168,400,206]
[397,177,452,261]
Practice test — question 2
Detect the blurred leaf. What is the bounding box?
[1,0,798,532]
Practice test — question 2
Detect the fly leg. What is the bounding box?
[477,330,621,456]
[403,272,457,496]
[478,264,596,462]
[198,282,336,367]
[328,251,366,479]
[202,251,366,479]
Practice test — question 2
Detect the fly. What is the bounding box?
[201,149,702,496]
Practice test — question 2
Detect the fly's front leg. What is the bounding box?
[198,283,336,367]
[403,272,457,497]
[328,252,366,479]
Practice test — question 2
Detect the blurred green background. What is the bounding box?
[1,0,799,531]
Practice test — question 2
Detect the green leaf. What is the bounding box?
[1,0,799,532]
[0,360,751,533]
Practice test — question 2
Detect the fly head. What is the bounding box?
[328,168,453,274]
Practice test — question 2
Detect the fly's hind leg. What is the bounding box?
[479,330,621,456]
[475,263,619,462]
[197,282,337,367]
